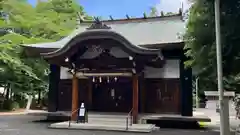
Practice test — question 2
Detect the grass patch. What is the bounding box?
[198,122,209,127]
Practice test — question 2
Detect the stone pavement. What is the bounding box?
[197,101,240,131]
[0,115,225,135]
[5,108,237,134]
[50,121,157,133]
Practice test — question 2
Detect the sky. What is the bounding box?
[28,0,190,19]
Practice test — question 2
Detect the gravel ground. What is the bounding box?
[0,115,228,135]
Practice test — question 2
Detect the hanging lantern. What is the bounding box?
[114,77,118,82]
[92,77,95,82]
[99,77,102,83]
[107,77,110,83]
[65,57,69,62]
[111,89,115,99]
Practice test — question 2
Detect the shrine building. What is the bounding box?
[24,14,193,124]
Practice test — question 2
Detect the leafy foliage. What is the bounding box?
[149,7,159,17]
[184,0,240,92]
[0,0,91,98]
[148,6,182,17]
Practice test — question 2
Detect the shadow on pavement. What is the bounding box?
[147,120,208,130]
[32,118,64,123]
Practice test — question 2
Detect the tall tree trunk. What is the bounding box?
[3,85,6,97]
[9,86,12,100]
[38,89,41,105]
[5,83,10,100]
[3,83,11,110]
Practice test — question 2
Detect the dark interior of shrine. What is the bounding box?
[91,76,133,112]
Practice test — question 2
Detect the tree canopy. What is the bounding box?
[0,0,91,97]
[184,0,240,92]
[148,6,182,17]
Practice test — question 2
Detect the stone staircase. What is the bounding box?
[88,113,128,124]
[49,113,158,132]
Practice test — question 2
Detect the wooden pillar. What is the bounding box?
[88,79,92,109]
[132,74,139,124]
[180,52,193,116]
[175,82,180,113]
[71,73,79,121]
[48,64,60,112]
[139,75,145,113]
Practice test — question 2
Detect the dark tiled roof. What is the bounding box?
[25,15,185,49]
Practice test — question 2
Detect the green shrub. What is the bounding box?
[3,100,12,110]
[11,101,20,111]
[18,100,27,108]
[2,100,20,111]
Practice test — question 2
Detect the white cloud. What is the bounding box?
[156,0,190,13]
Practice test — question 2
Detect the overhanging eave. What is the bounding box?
[40,30,163,59]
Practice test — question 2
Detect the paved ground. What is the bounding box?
[0,109,26,116]
[0,115,224,135]
[200,100,239,130]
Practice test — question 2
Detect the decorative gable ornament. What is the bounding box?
[86,17,111,30]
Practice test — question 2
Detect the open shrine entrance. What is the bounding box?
[57,76,133,113]
[91,76,132,112]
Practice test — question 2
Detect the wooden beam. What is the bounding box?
[71,73,79,121]
[76,58,135,69]
[88,79,92,109]
[132,74,139,124]
[76,72,132,77]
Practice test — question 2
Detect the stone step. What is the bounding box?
[88,118,127,123]
[88,114,127,119]
[88,119,144,125]
[49,121,157,133]
[87,114,133,124]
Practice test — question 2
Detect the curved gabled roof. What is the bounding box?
[24,15,185,58]
[41,28,162,58]
[25,15,184,47]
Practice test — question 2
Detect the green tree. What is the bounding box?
[149,7,158,17]
[160,11,164,16]
[0,0,43,97]
[0,0,91,108]
[184,0,240,92]
[165,12,175,16]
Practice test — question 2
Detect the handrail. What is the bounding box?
[126,108,133,130]
[68,107,81,127]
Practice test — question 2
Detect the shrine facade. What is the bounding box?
[24,14,192,123]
